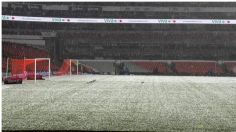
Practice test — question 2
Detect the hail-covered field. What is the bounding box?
[2,75,236,131]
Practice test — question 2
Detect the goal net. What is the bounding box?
[55,59,95,76]
[11,58,50,81]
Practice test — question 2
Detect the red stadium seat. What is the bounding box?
[174,61,224,75]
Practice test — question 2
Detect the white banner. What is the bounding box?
[2,15,236,24]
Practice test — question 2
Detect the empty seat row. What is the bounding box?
[2,42,49,59]
[174,62,224,75]
[133,61,167,73]
[225,62,236,73]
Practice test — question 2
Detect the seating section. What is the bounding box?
[174,61,224,75]
[225,62,236,74]
[2,41,235,76]
[2,58,8,72]
[79,61,168,74]
[79,61,114,74]
[133,61,167,74]
[124,62,149,73]
[3,3,235,19]
[2,42,49,59]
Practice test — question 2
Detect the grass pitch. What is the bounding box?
[2,75,236,131]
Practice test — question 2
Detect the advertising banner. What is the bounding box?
[2,15,236,24]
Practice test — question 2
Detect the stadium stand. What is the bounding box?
[134,61,167,74]
[2,2,236,18]
[125,61,150,73]
[174,61,224,75]
[79,60,114,74]
[2,2,236,76]
[2,42,49,58]
[225,61,236,74]
[2,58,8,72]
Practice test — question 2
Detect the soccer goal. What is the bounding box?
[11,58,51,82]
[55,59,79,76]
[55,59,97,76]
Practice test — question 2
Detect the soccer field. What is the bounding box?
[2,75,236,131]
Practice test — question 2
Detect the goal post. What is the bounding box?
[68,59,79,76]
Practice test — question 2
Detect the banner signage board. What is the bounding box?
[2,15,236,24]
